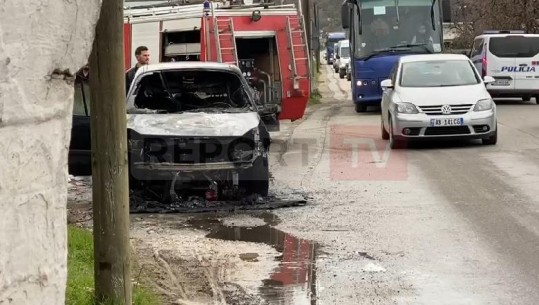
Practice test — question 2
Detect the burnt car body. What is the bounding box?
[68,62,273,201]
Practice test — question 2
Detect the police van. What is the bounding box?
[468,30,539,103]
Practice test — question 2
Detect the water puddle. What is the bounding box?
[187,212,319,305]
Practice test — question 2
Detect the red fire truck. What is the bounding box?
[123,0,311,122]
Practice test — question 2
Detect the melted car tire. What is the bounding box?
[239,155,269,197]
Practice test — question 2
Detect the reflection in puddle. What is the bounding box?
[187,213,318,304]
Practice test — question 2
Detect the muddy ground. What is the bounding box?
[68,61,539,304]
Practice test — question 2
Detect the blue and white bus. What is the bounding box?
[325,32,347,65]
[341,0,448,112]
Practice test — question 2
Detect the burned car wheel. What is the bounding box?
[239,155,269,196]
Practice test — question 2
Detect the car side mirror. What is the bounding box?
[341,1,351,28]
[483,75,495,84]
[380,79,394,89]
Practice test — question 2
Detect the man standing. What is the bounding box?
[125,46,150,94]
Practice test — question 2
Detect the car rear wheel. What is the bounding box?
[535,95,539,104]
[339,70,345,79]
[355,104,367,113]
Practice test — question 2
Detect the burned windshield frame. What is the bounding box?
[128,70,257,113]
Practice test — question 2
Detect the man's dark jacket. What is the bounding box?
[125,66,139,95]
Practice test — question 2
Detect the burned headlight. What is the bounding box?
[229,128,259,161]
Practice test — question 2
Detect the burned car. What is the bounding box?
[126,62,272,201]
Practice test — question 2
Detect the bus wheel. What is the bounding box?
[355,104,367,113]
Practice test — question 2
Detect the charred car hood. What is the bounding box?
[127,112,260,137]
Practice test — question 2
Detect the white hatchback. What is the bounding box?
[380,54,498,148]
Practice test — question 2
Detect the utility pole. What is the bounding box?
[89,0,132,302]
[314,2,320,73]
[303,0,311,50]
[299,0,312,90]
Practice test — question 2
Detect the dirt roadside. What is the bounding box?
[68,176,315,305]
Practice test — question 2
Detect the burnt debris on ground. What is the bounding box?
[68,174,311,214]
[129,188,310,213]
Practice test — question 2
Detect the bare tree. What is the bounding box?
[451,0,538,48]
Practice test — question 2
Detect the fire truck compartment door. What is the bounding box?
[131,22,160,66]
[164,43,201,56]
[162,19,201,31]
[234,31,275,38]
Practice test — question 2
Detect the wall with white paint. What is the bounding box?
[0,0,101,303]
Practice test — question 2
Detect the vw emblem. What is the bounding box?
[441,105,452,114]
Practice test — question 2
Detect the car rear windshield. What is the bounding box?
[489,36,539,58]
[132,70,251,113]
[400,60,481,87]
[326,38,343,47]
[341,47,350,57]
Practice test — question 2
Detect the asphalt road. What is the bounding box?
[267,64,539,304]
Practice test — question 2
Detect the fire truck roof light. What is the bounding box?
[482,30,527,35]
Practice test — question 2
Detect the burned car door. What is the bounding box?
[68,74,92,176]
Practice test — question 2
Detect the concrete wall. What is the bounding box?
[0,0,101,303]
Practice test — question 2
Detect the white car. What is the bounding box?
[380,54,498,148]
[335,40,350,79]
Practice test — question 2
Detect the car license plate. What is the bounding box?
[429,118,464,126]
[492,79,510,86]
